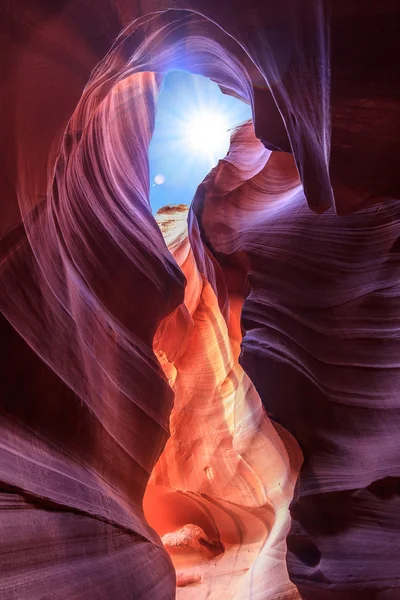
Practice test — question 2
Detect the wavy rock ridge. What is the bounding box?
[146,202,302,598]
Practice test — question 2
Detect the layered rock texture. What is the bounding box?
[1,2,400,600]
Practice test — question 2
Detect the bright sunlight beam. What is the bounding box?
[184,112,230,164]
[149,71,252,213]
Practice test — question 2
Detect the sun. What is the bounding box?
[149,71,252,212]
[184,111,230,165]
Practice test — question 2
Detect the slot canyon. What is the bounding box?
[1,2,400,599]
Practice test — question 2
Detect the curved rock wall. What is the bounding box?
[146,204,302,599]
[195,122,400,599]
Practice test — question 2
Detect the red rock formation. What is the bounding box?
[145,204,302,598]
[1,2,400,600]
[195,122,400,599]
